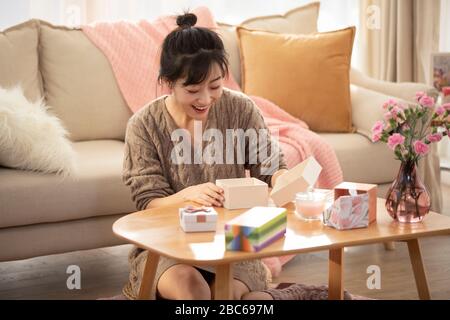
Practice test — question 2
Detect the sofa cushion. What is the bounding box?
[39,21,132,142]
[318,133,400,184]
[217,2,319,87]
[0,20,43,102]
[237,27,355,133]
[0,140,135,229]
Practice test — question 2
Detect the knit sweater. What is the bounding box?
[122,88,287,211]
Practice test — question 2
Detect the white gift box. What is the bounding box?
[179,206,218,232]
[216,178,268,210]
[270,156,322,207]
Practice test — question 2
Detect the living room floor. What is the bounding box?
[1,170,449,300]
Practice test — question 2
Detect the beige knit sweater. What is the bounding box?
[123,88,287,211]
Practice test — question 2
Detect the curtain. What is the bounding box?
[438,0,450,166]
[360,0,440,83]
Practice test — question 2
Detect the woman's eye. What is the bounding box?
[210,86,220,90]
[187,90,198,94]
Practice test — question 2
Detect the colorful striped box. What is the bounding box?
[225,207,287,252]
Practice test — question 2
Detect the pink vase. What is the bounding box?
[385,160,431,223]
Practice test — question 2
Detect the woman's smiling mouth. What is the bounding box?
[191,104,210,113]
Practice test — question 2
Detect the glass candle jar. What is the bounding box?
[295,188,326,221]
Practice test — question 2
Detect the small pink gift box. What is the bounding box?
[179,206,218,232]
[333,182,377,224]
[323,193,369,230]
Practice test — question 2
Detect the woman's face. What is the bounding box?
[170,63,224,121]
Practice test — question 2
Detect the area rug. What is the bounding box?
[97,283,373,300]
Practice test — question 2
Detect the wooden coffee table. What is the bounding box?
[113,198,450,300]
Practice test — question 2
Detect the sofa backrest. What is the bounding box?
[0,20,43,103]
[0,20,132,142]
[0,3,319,142]
[38,21,132,142]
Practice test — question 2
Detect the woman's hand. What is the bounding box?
[180,182,225,207]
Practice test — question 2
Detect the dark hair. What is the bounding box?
[158,12,229,87]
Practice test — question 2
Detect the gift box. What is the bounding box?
[179,206,218,232]
[333,182,377,223]
[216,178,268,209]
[225,207,287,252]
[270,156,322,207]
[323,192,369,230]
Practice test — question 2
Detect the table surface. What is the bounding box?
[113,198,450,265]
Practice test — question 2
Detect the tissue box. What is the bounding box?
[225,207,287,252]
[216,178,268,209]
[333,182,377,223]
[270,156,322,207]
[323,193,369,230]
[179,206,218,232]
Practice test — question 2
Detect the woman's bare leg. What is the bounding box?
[157,264,211,300]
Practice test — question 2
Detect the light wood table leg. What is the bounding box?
[215,263,233,300]
[329,248,344,300]
[406,238,431,300]
[384,241,396,251]
[138,251,160,300]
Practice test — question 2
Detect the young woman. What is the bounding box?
[122,12,354,300]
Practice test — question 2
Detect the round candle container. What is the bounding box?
[295,191,326,221]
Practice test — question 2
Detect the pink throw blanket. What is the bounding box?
[81,6,343,278]
[251,96,343,189]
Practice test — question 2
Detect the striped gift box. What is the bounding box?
[225,207,287,252]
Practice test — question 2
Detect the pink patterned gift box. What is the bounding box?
[323,193,369,230]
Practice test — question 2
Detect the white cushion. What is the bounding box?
[0,86,76,176]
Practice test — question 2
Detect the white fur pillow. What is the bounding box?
[0,86,77,176]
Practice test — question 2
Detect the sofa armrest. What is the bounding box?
[350,84,391,139]
[350,68,439,104]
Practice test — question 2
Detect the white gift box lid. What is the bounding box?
[270,156,322,206]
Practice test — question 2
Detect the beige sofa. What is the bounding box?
[0,18,442,262]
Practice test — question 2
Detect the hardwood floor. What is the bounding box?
[0,171,449,300]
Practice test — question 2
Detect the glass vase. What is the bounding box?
[385,160,431,223]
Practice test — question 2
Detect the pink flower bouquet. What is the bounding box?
[372,92,450,163]
[372,92,449,222]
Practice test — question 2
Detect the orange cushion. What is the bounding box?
[237,26,356,133]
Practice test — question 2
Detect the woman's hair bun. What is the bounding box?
[176,13,197,28]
